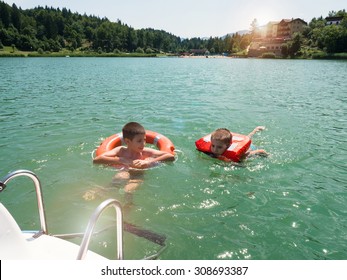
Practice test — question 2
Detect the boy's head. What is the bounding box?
[122,122,146,152]
[122,122,145,140]
[210,128,232,156]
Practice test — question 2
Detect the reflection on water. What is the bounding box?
[0,58,346,259]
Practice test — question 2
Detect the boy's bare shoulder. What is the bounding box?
[116,146,128,156]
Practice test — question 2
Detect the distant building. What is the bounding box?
[248,38,286,57]
[190,49,208,56]
[260,18,307,39]
[264,21,279,38]
[248,18,307,57]
[325,16,344,25]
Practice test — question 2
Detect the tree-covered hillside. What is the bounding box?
[0,1,346,57]
[0,1,249,54]
[305,10,347,53]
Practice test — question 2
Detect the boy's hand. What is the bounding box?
[119,157,134,166]
[254,126,265,132]
[131,159,151,169]
[257,149,269,156]
[217,155,232,162]
[251,149,269,157]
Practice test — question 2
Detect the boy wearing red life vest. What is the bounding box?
[212,126,268,161]
[196,126,268,162]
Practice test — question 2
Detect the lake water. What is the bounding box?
[0,57,346,260]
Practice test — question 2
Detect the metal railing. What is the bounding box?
[77,198,123,260]
[1,170,124,260]
[0,169,48,234]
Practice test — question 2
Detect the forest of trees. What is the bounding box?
[304,10,347,53]
[0,1,346,56]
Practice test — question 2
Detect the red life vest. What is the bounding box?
[195,132,251,162]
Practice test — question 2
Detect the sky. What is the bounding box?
[2,0,345,38]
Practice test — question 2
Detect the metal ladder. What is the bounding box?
[0,169,124,260]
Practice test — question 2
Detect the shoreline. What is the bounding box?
[179,55,230,59]
[1,51,346,60]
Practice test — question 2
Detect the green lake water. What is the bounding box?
[0,57,346,260]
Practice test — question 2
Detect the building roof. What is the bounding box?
[267,21,280,26]
[325,16,344,21]
[278,18,307,25]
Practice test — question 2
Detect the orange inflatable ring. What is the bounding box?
[96,130,175,156]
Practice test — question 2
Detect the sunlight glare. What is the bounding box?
[254,8,277,27]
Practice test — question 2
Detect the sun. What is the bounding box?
[254,9,277,26]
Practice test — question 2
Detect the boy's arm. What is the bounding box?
[93,147,133,166]
[144,148,175,163]
[247,126,265,138]
[131,148,175,169]
[245,149,268,157]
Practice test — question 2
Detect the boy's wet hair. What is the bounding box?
[122,122,145,140]
[211,128,232,145]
